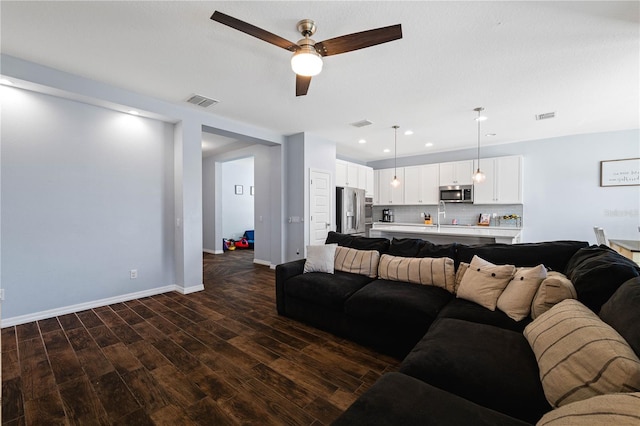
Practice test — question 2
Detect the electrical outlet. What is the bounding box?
[130,269,138,279]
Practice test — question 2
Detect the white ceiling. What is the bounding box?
[2,1,638,162]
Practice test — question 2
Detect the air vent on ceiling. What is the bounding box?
[350,119,373,128]
[186,94,219,108]
[535,111,556,120]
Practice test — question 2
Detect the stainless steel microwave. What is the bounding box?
[440,185,473,203]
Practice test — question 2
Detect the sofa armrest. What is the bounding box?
[275,259,306,314]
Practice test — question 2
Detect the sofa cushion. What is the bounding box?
[416,241,457,259]
[531,271,577,319]
[303,244,337,274]
[457,241,588,274]
[388,237,426,257]
[599,277,640,356]
[565,245,640,313]
[333,372,531,426]
[536,392,640,426]
[377,254,456,292]
[325,231,390,253]
[344,279,452,326]
[400,317,550,423]
[523,299,640,408]
[284,270,373,311]
[438,297,531,332]
[456,255,516,311]
[334,246,380,278]
[497,264,547,321]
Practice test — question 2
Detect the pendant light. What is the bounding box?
[472,107,486,183]
[391,125,400,187]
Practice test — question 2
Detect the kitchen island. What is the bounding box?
[370,222,522,244]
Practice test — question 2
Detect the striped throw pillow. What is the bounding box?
[377,254,456,293]
[536,392,640,426]
[334,246,380,278]
[530,271,577,319]
[524,299,640,408]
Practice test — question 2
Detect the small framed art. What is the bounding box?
[600,158,640,187]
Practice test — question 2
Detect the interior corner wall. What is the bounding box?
[284,133,305,262]
[1,85,176,321]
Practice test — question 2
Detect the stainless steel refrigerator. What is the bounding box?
[336,187,366,236]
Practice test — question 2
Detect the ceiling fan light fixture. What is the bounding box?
[291,41,323,76]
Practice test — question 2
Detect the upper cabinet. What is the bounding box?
[404,164,440,205]
[473,155,523,204]
[336,159,374,196]
[439,160,474,186]
[376,168,405,205]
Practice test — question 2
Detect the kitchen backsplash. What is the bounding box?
[373,204,524,227]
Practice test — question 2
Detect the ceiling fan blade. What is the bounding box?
[211,11,299,52]
[315,24,402,57]
[296,75,312,97]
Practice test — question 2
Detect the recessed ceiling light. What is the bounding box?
[486,133,496,137]
[475,116,488,122]
[383,148,390,153]
[128,110,140,115]
[404,130,414,136]
[0,78,14,86]
[425,143,433,147]
[358,139,366,144]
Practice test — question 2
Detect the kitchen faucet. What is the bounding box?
[437,200,446,229]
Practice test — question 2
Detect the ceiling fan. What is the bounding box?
[210,11,403,96]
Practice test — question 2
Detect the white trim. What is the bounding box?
[203,248,216,254]
[253,258,271,267]
[175,284,205,295]
[1,284,204,328]
[270,264,277,270]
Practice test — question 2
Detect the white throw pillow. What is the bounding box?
[497,264,547,321]
[456,255,516,310]
[303,244,337,274]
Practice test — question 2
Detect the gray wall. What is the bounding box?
[1,86,175,319]
[369,130,640,243]
[221,157,254,241]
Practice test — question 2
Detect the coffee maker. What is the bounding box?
[382,209,393,222]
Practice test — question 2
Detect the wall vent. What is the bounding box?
[350,119,373,128]
[535,111,556,120]
[186,94,219,108]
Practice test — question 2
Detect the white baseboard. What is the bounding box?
[1,284,204,328]
[203,249,224,255]
[253,258,271,267]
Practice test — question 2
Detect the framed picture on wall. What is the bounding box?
[600,158,640,187]
[235,185,243,195]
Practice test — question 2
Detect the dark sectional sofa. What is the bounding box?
[275,232,640,425]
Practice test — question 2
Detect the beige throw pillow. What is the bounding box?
[303,244,337,274]
[377,254,456,292]
[334,246,380,278]
[454,262,470,294]
[497,264,547,321]
[524,299,640,408]
[456,255,516,310]
[536,392,640,426]
[530,271,577,319]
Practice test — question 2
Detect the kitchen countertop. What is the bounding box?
[371,222,522,244]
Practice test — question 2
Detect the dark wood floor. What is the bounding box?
[2,250,398,425]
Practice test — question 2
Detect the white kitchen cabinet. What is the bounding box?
[377,168,405,204]
[403,164,440,204]
[336,160,348,187]
[439,160,474,186]
[473,155,523,204]
[365,167,374,197]
[336,160,373,194]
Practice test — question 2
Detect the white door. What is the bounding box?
[310,169,332,245]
